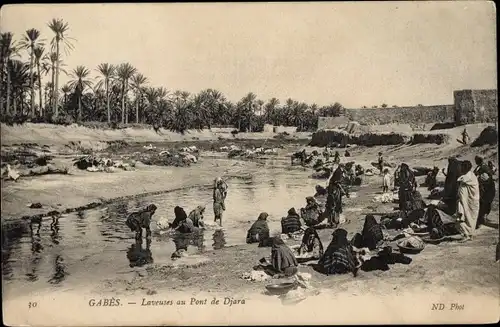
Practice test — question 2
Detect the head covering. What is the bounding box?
[315,185,327,195]
[174,206,187,220]
[288,207,298,216]
[462,160,473,174]
[146,204,157,213]
[475,156,484,166]
[196,205,206,213]
[306,196,317,204]
[361,215,384,250]
[258,212,269,221]
[330,228,349,249]
[330,166,344,183]
[272,236,286,247]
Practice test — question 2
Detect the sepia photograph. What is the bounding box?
[1,2,498,326]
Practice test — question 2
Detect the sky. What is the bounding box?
[0,2,497,108]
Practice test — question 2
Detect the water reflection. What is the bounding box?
[127,238,153,268]
[48,255,68,285]
[50,215,61,245]
[26,234,43,282]
[212,229,226,250]
[171,231,205,260]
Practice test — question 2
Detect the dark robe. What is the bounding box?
[318,229,358,276]
[246,213,270,244]
[474,163,496,227]
[281,208,302,234]
[271,237,299,275]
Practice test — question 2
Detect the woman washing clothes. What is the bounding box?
[326,166,350,228]
[301,196,326,227]
[351,215,385,251]
[294,227,324,261]
[169,206,188,229]
[455,161,480,241]
[317,229,359,276]
[258,237,299,278]
[188,205,206,228]
[246,212,271,246]
[281,208,302,235]
[474,156,496,228]
[424,204,461,240]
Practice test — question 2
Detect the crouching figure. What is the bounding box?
[126,204,158,240]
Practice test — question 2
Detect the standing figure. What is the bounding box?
[326,166,349,228]
[397,164,417,216]
[461,128,470,145]
[473,156,496,228]
[333,151,341,165]
[213,177,228,226]
[382,168,391,193]
[323,147,330,162]
[455,161,480,241]
[377,152,384,175]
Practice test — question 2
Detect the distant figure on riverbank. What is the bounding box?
[461,128,470,145]
[377,152,384,175]
[126,204,158,240]
[213,177,228,226]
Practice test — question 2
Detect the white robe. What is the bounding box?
[456,171,480,237]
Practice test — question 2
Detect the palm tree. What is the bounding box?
[48,18,74,118]
[8,60,30,115]
[68,66,92,121]
[20,29,44,117]
[95,63,115,124]
[116,63,137,124]
[61,84,72,108]
[1,32,19,115]
[130,73,148,123]
[264,98,280,125]
[33,46,46,115]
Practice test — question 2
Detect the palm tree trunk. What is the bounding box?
[0,59,4,114]
[54,41,60,117]
[51,64,55,114]
[37,62,43,117]
[29,45,35,117]
[106,80,110,124]
[6,67,11,115]
[135,95,139,124]
[13,93,17,115]
[121,84,125,125]
[78,94,82,121]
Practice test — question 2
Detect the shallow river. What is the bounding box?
[2,158,326,296]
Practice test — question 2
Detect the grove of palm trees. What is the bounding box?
[0,18,346,134]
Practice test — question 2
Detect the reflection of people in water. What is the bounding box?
[26,234,44,282]
[212,229,226,250]
[50,213,61,245]
[30,215,42,235]
[48,255,68,284]
[126,238,153,268]
[171,232,205,259]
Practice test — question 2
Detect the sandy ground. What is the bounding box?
[1,123,499,325]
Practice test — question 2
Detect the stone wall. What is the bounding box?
[344,105,455,125]
[454,89,498,125]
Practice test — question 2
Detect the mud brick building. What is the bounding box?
[453,89,498,125]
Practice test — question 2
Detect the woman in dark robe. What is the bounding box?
[318,229,359,276]
[425,204,460,240]
[474,156,496,228]
[297,227,324,260]
[281,208,302,234]
[441,157,464,214]
[270,237,299,277]
[326,166,349,227]
[169,206,188,229]
[398,163,418,215]
[301,196,326,227]
[246,212,270,245]
[351,215,385,250]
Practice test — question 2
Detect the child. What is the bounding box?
[378,152,384,175]
[382,168,391,193]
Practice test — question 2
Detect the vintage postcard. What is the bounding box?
[1,1,498,326]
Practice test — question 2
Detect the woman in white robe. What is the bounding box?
[455,161,480,240]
